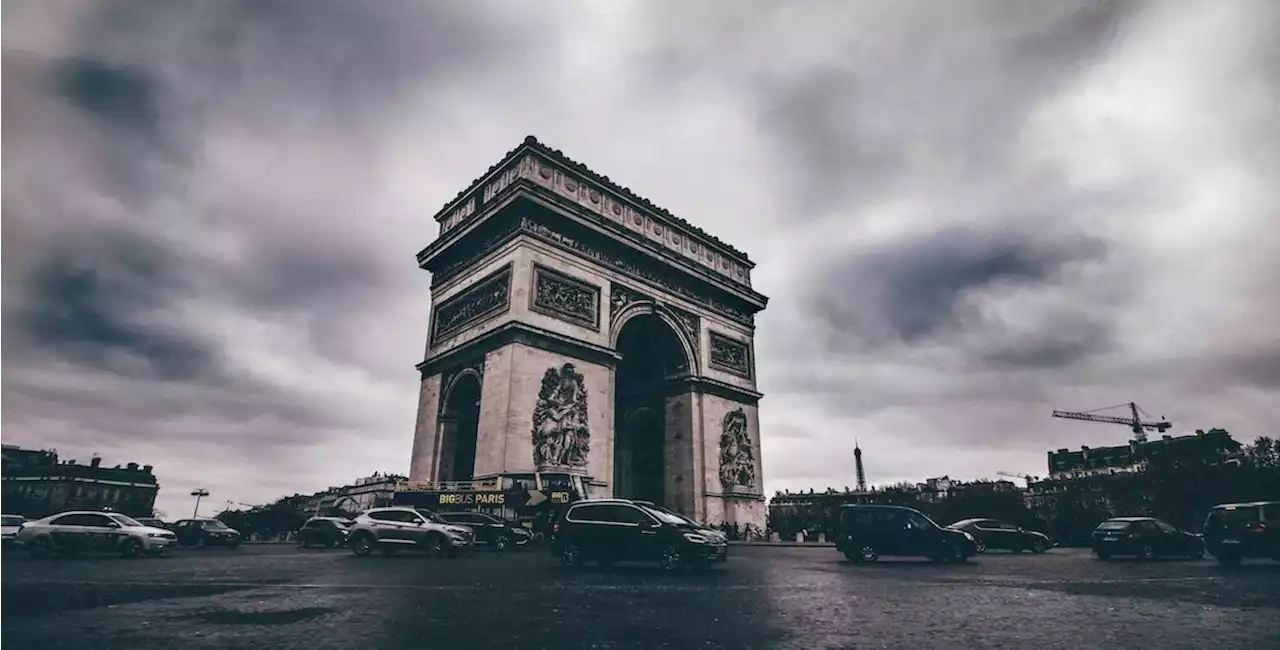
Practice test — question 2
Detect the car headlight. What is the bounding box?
[446,526,470,537]
[683,533,709,544]
[962,532,976,543]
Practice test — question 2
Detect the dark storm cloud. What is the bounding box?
[13,229,209,382]
[56,57,159,134]
[809,226,1110,351]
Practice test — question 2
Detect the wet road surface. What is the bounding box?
[3,544,1278,649]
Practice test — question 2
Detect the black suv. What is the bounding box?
[1203,501,1279,566]
[438,512,532,551]
[551,498,728,572]
[947,518,1052,554]
[1091,517,1204,561]
[835,505,976,563]
[172,518,242,548]
[296,517,352,548]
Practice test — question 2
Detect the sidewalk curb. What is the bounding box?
[729,541,836,547]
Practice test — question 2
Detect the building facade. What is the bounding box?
[407,136,770,529]
[1,445,159,518]
[1046,428,1243,480]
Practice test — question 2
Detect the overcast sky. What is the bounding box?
[4,0,1277,518]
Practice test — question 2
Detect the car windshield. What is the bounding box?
[639,506,690,526]
[1210,507,1261,525]
[414,508,445,523]
[1,516,24,526]
[202,519,230,529]
[108,514,143,527]
[1097,521,1131,531]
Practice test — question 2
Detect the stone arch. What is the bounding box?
[609,301,699,377]
[437,369,482,483]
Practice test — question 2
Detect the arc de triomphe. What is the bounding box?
[407,136,769,528]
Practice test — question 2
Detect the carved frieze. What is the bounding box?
[531,363,591,469]
[522,217,754,326]
[530,265,600,330]
[431,217,524,289]
[666,304,701,357]
[608,283,652,325]
[709,331,751,378]
[430,264,512,345]
[719,408,756,489]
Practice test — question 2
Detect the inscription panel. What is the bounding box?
[530,264,601,331]
[430,263,512,345]
[708,331,751,378]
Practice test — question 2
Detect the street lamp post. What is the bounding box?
[191,488,210,517]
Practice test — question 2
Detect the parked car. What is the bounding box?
[437,512,532,551]
[346,507,474,557]
[296,517,352,548]
[1091,517,1204,561]
[14,511,176,557]
[1203,501,1279,566]
[2,514,27,548]
[550,498,728,572]
[835,504,977,563]
[947,518,1052,553]
[172,518,243,548]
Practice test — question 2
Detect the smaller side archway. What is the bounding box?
[437,370,482,484]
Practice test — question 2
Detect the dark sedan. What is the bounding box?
[172,518,242,548]
[1092,517,1204,561]
[438,512,532,551]
[948,519,1052,553]
[297,517,352,548]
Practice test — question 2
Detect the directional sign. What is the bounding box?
[526,490,547,507]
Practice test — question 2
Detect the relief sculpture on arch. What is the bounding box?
[719,408,756,490]
[531,363,591,469]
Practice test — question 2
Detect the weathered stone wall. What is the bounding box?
[698,393,765,529]
[407,373,443,483]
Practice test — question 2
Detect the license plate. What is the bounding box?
[1223,539,1240,545]
[1102,536,1117,541]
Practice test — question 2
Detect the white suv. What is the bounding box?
[346,507,474,557]
[16,511,177,558]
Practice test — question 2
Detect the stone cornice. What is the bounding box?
[427,198,765,324]
[416,323,764,407]
[424,136,757,287]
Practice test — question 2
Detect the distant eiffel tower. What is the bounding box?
[854,441,867,492]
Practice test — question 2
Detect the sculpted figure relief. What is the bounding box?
[531,363,591,468]
[719,408,756,489]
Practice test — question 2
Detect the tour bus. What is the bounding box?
[391,472,588,540]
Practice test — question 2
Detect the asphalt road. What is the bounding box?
[3,544,1278,649]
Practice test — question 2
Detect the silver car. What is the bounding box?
[15,511,177,558]
[347,507,474,558]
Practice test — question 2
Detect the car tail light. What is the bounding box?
[553,523,559,534]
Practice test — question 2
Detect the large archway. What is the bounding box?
[613,313,691,507]
[437,373,481,484]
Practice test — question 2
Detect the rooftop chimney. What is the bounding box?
[142,464,153,473]
[90,457,102,468]
[126,462,139,471]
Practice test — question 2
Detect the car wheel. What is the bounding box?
[351,534,374,557]
[422,534,444,558]
[28,537,52,558]
[328,538,340,549]
[856,544,879,563]
[1188,546,1205,560]
[119,538,143,558]
[298,539,310,549]
[559,543,584,568]
[974,542,987,554]
[1139,545,1156,561]
[194,537,206,549]
[1032,540,1049,554]
[1216,552,1241,566]
[495,535,509,552]
[659,544,685,573]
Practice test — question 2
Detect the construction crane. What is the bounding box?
[997,471,1034,487]
[1051,402,1171,444]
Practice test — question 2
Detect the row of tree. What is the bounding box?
[767,436,1280,546]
